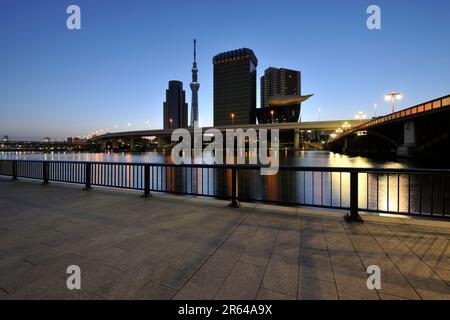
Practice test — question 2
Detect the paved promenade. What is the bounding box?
[0,178,449,300]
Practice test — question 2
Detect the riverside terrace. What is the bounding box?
[0,160,450,299]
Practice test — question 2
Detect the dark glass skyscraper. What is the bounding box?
[213,48,258,126]
[163,80,188,129]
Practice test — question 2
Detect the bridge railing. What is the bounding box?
[331,94,450,142]
[1,159,449,219]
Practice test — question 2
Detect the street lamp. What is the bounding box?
[230,113,235,125]
[318,107,322,121]
[169,118,173,129]
[374,103,378,117]
[270,110,274,123]
[342,122,351,131]
[385,92,402,113]
[355,112,367,123]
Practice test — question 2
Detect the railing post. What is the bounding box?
[11,160,17,180]
[345,170,363,222]
[143,164,151,197]
[42,162,49,184]
[84,163,91,190]
[228,166,240,208]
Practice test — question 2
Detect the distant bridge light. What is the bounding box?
[385,92,402,113]
[355,112,367,123]
[342,122,351,130]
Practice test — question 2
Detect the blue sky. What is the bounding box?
[1,0,450,140]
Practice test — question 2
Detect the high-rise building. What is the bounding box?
[260,67,301,108]
[213,48,258,126]
[190,39,200,127]
[256,67,312,124]
[163,80,188,129]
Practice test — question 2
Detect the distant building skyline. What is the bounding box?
[163,81,188,130]
[213,48,258,126]
[2,1,450,140]
[260,67,301,108]
[257,67,306,124]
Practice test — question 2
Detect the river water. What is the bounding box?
[0,151,448,216]
[0,150,415,167]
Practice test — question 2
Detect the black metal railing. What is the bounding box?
[0,159,449,218]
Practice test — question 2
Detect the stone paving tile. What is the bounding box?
[298,276,338,300]
[96,261,165,299]
[261,229,300,297]
[199,244,243,278]
[129,281,176,300]
[262,253,298,297]
[5,274,103,300]
[409,279,450,300]
[434,268,450,285]
[333,267,380,300]
[257,288,295,300]
[238,227,278,267]
[300,231,328,252]
[1,179,450,300]
[225,224,259,248]
[173,271,225,300]
[299,248,334,283]
[215,262,265,300]
[378,293,408,300]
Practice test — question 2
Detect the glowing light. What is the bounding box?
[385,92,402,113]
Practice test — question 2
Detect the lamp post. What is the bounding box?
[385,92,402,113]
[270,110,274,123]
[374,103,378,117]
[355,112,367,123]
[169,118,173,129]
[230,113,235,126]
[318,107,322,121]
[342,122,351,131]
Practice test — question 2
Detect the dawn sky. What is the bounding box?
[1,0,450,140]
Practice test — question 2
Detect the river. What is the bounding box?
[0,151,447,216]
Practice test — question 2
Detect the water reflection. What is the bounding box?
[0,150,408,168]
[1,151,447,216]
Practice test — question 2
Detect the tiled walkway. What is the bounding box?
[1,179,449,299]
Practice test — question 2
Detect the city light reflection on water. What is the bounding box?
[0,151,446,215]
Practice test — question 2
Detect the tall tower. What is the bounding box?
[190,39,200,127]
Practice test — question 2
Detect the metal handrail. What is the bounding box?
[0,159,449,174]
[0,159,449,219]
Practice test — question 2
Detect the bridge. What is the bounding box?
[92,119,364,151]
[329,94,450,158]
